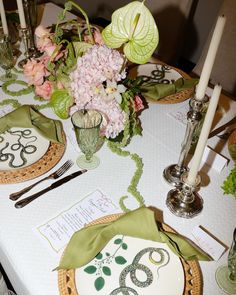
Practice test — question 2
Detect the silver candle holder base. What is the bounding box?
[163,164,188,187]
[166,174,203,218]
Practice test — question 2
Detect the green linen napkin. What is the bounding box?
[0,105,65,144]
[57,207,210,270]
[140,78,198,100]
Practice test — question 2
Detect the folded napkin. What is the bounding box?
[0,105,65,144]
[57,207,210,270]
[140,78,198,100]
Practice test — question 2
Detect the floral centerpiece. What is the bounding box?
[23,0,158,143]
[22,0,159,211]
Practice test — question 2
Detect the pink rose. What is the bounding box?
[35,26,53,52]
[134,95,144,112]
[35,81,54,100]
[23,59,49,86]
[44,44,64,61]
[35,25,51,38]
[94,30,104,45]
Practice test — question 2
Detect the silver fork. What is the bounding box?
[9,160,74,201]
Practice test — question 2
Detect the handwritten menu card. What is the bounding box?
[37,190,120,252]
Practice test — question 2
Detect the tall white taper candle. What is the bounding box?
[195,16,226,101]
[16,0,26,29]
[0,0,8,35]
[186,84,222,186]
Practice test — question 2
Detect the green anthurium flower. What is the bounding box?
[102,1,159,64]
[51,89,74,119]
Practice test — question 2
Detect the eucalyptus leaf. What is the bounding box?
[51,89,74,119]
[102,1,159,64]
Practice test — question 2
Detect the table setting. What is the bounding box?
[0,1,236,295]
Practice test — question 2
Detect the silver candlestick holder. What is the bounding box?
[23,0,41,58]
[166,172,203,218]
[18,28,31,68]
[163,95,208,187]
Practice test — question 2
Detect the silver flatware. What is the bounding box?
[217,128,236,140]
[14,169,87,208]
[208,116,236,138]
[9,160,74,201]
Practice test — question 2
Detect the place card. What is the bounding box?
[167,103,188,126]
[201,145,229,172]
[36,189,120,253]
[190,226,227,261]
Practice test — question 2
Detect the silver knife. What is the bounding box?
[15,169,87,208]
[208,116,236,138]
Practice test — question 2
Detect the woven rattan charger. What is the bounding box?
[58,213,203,295]
[129,60,194,104]
[0,138,66,184]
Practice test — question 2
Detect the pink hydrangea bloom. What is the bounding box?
[35,81,54,100]
[70,45,127,138]
[23,59,49,86]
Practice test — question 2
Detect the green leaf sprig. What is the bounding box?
[222,165,236,199]
[83,236,128,291]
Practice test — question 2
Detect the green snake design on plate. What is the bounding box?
[110,247,170,295]
[0,129,37,168]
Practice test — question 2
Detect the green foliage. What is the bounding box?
[222,165,236,199]
[114,238,122,244]
[73,41,92,58]
[94,277,105,291]
[102,266,111,276]
[51,89,74,119]
[115,256,127,265]
[95,252,103,260]
[107,141,145,212]
[84,265,97,274]
[122,243,128,250]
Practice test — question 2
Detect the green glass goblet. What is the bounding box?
[0,35,17,82]
[216,228,236,294]
[71,110,103,170]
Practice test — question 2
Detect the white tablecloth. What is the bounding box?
[0,3,236,295]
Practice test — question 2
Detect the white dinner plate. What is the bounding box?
[130,63,183,83]
[75,235,185,295]
[0,127,50,170]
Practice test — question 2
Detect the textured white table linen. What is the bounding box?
[0,3,236,295]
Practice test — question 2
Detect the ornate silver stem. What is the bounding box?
[163,95,208,187]
[22,0,41,58]
[18,28,31,68]
[166,173,203,218]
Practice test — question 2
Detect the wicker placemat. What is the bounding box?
[129,62,194,104]
[228,129,236,163]
[0,141,66,184]
[58,213,202,295]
